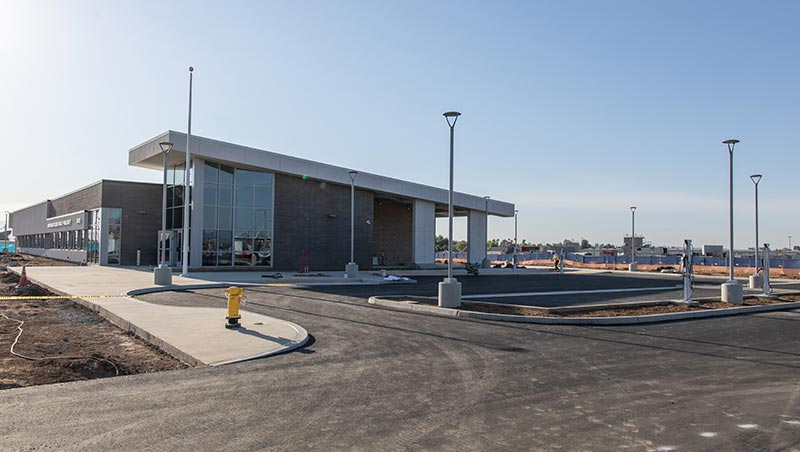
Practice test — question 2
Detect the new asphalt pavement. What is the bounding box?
[1,273,799,451]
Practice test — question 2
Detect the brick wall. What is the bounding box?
[373,201,412,266]
[273,174,374,271]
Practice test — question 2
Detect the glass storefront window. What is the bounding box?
[202,163,273,267]
[107,208,122,265]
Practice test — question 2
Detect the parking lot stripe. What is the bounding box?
[461,285,681,299]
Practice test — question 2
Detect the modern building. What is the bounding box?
[10,180,162,265]
[11,131,515,270]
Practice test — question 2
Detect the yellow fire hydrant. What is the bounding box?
[225,286,244,329]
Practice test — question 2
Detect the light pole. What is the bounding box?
[438,111,462,308]
[513,209,518,275]
[2,211,8,253]
[181,66,194,277]
[154,142,174,285]
[749,174,762,289]
[722,139,743,304]
[345,170,359,278]
[789,235,793,250]
[482,196,490,268]
[629,206,637,271]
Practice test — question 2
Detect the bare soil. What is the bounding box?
[0,254,187,390]
[407,295,792,318]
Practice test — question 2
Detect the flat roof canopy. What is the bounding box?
[129,131,515,217]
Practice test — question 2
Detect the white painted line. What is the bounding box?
[461,285,681,300]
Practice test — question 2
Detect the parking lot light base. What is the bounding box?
[438,278,462,308]
[628,263,638,272]
[748,274,762,289]
[345,262,359,278]
[154,264,172,286]
[721,280,743,305]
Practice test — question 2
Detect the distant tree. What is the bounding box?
[580,239,590,249]
[454,240,468,253]
[435,235,448,252]
[487,239,501,248]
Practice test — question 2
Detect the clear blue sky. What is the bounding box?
[2,0,798,249]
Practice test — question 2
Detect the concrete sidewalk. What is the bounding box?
[8,266,313,366]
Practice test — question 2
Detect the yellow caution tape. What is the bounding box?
[0,295,123,300]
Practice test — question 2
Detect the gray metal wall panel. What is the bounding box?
[9,202,50,235]
[101,180,163,266]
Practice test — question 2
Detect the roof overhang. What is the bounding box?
[129,131,516,217]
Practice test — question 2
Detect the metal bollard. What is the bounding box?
[681,239,697,305]
[225,286,244,328]
[763,243,773,297]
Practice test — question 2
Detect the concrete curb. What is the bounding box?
[13,271,310,367]
[368,296,800,325]
[206,320,309,366]
[126,278,418,297]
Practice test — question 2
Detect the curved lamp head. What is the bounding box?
[750,174,762,185]
[443,111,461,128]
[348,170,358,183]
[159,142,174,154]
[630,206,637,213]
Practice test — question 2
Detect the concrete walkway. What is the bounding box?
[8,266,316,366]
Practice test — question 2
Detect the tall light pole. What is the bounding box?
[154,142,174,285]
[181,66,194,277]
[722,139,743,304]
[629,206,637,271]
[482,196,490,268]
[789,235,793,250]
[3,211,8,232]
[345,170,359,278]
[439,111,462,308]
[513,209,519,275]
[749,174,762,289]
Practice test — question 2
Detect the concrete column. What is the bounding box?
[467,210,487,265]
[412,199,435,267]
[189,157,204,269]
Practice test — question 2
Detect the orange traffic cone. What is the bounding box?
[18,264,28,287]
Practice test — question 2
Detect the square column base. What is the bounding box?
[154,265,172,286]
[438,278,462,308]
[748,274,763,289]
[721,280,743,305]
[345,262,359,278]
[629,263,638,271]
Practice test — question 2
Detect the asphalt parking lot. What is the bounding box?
[2,277,798,451]
[298,272,799,307]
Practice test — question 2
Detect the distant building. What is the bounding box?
[623,236,644,256]
[702,245,724,257]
